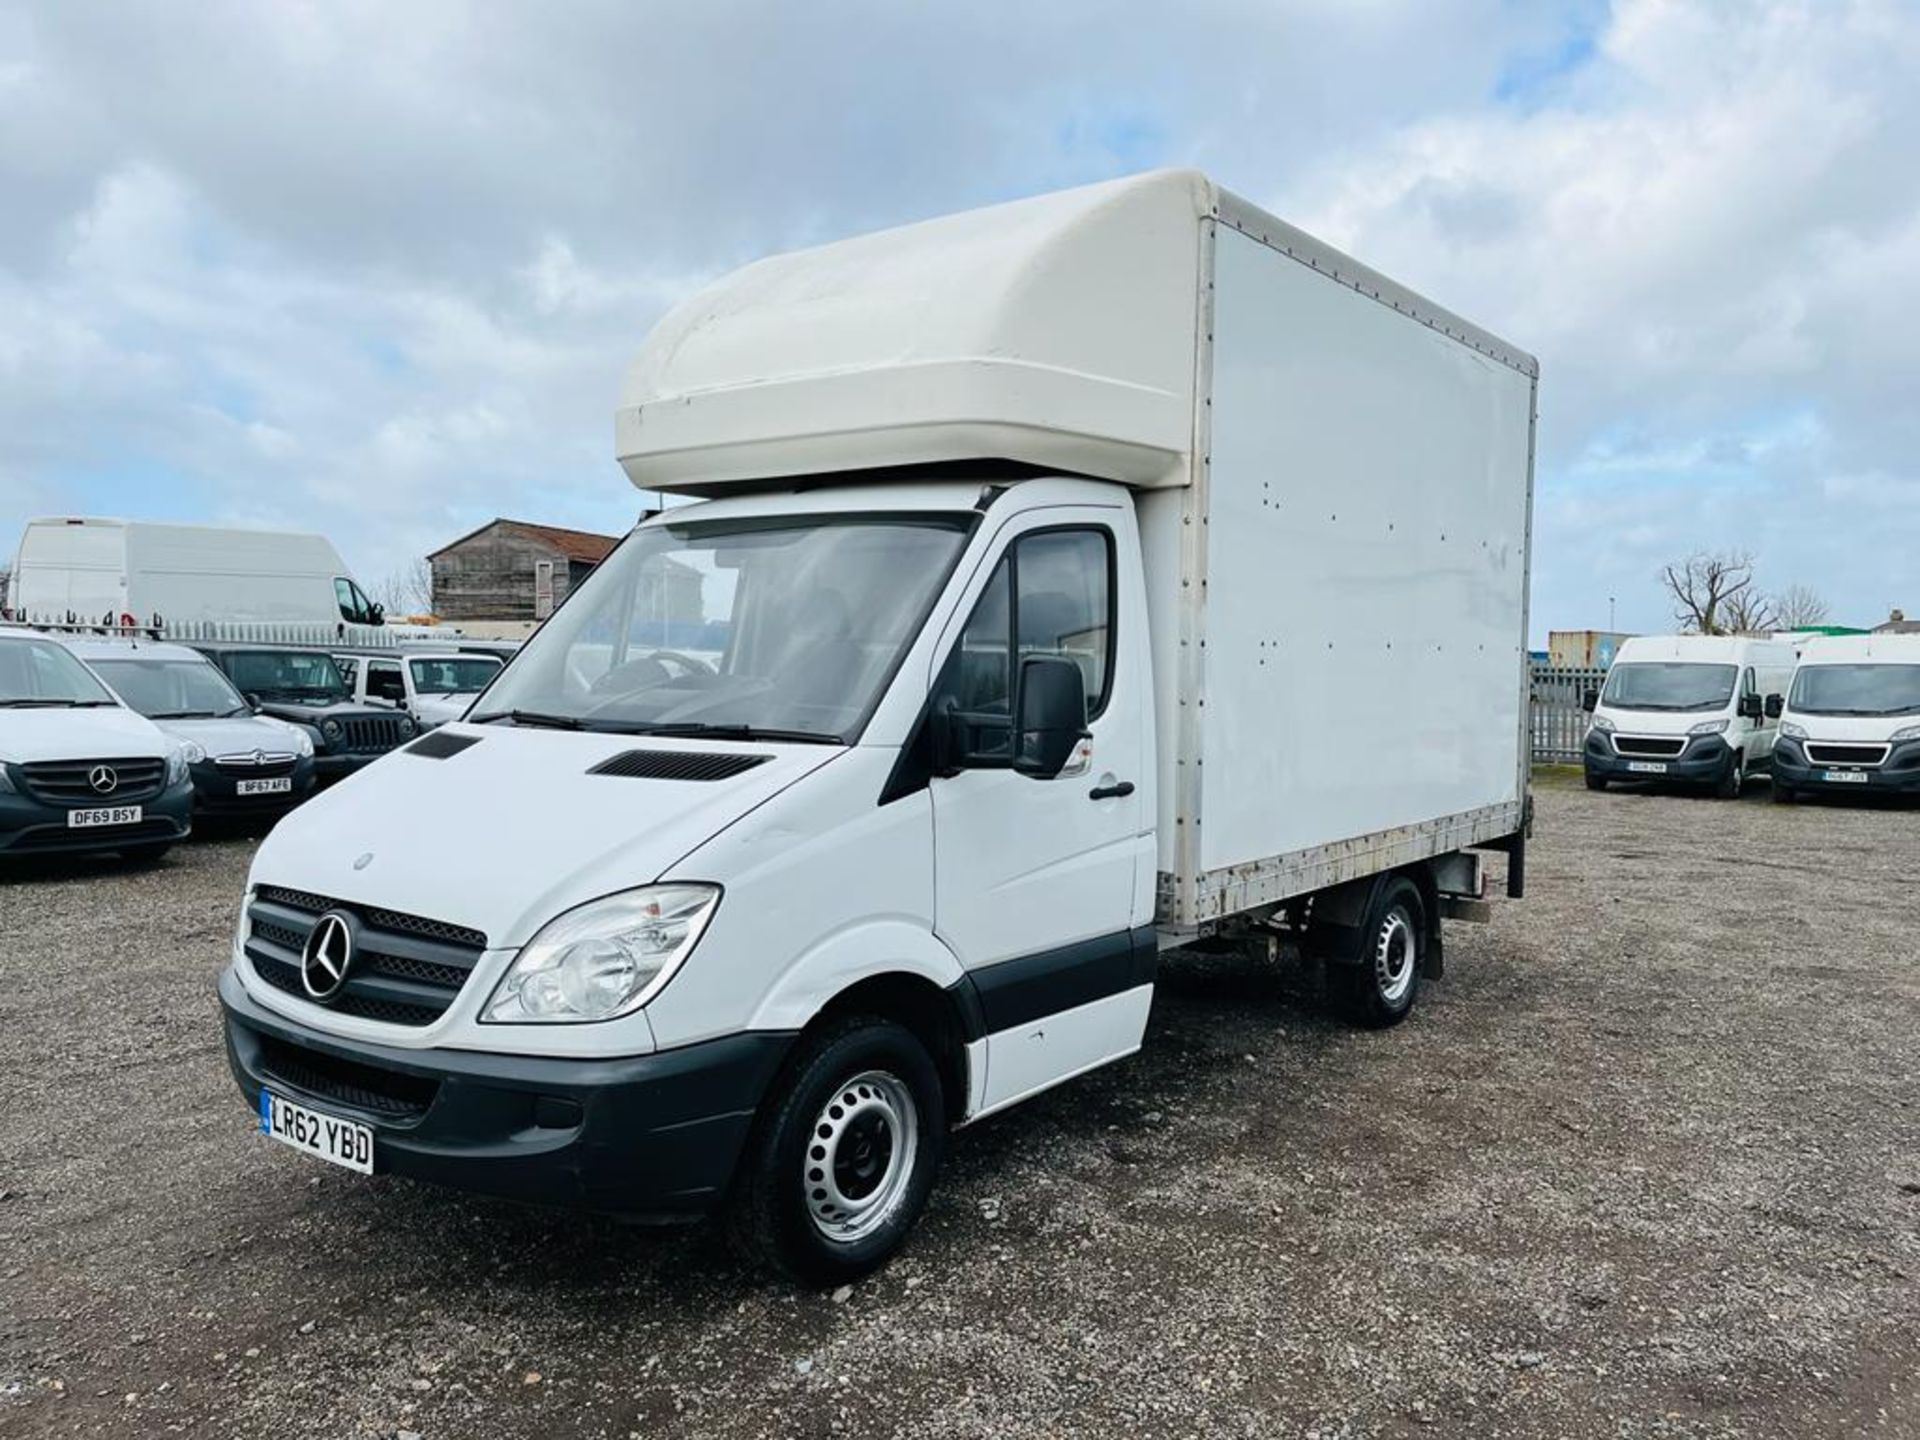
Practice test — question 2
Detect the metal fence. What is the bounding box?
[3,617,415,649]
[1531,662,1606,763]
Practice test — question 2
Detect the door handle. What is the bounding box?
[1089,781,1135,801]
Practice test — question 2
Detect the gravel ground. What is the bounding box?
[2,779,1917,1439]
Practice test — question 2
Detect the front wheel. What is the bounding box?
[726,1015,945,1285]
[1584,773,1608,792]
[1714,756,1744,800]
[1771,781,1796,804]
[1331,875,1427,1029]
[120,842,173,865]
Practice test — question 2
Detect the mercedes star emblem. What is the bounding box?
[300,911,356,1001]
[87,764,118,795]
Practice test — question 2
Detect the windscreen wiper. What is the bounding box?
[470,708,586,731]
[635,722,844,745]
[0,698,114,708]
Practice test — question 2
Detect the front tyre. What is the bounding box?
[120,842,173,865]
[1771,781,1797,804]
[1714,754,1743,800]
[1332,875,1427,1029]
[1584,772,1609,792]
[727,1015,944,1286]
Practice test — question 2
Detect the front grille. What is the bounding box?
[338,714,409,755]
[244,886,488,1028]
[589,749,773,782]
[214,753,297,777]
[1613,735,1687,758]
[1805,743,1889,768]
[19,756,167,804]
[256,1034,438,1119]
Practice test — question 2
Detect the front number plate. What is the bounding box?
[1822,770,1870,784]
[68,805,143,828]
[236,777,293,796]
[1627,761,1669,774]
[259,1090,374,1174]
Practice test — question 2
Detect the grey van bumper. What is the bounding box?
[1583,732,1736,786]
[219,968,793,1219]
[0,777,194,856]
[1772,737,1920,795]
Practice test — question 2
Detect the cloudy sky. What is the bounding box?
[2,0,1915,637]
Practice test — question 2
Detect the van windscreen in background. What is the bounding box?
[0,638,118,707]
[409,657,501,695]
[1789,664,1920,717]
[1600,662,1736,712]
[472,513,973,744]
[93,658,249,718]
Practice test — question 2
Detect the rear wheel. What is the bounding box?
[1332,875,1427,1029]
[726,1015,945,1285]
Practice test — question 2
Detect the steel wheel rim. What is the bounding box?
[1374,906,1417,1004]
[802,1069,919,1245]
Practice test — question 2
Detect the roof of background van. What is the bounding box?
[614,169,1535,497]
[59,637,209,665]
[1796,633,1920,664]
[1613,635,1796,663]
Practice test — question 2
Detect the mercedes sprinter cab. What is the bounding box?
[0,628,194,860]
[214,171,1538,1283]
[66,638,319,815]
[1771,633,1920,802]
[1583,635,1795,796]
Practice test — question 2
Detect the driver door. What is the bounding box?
[929,513,1151,1115]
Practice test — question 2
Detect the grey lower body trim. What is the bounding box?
[1155,798,1527,929]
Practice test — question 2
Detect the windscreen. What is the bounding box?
[1790,664,1920,717]
[1600,662,1736,712]
[409,657,501,695]
[225,650,349,703]
[0,638,117,707]
[93,658,248,718]
[474,513,971,742]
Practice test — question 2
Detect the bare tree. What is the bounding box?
[1772,583,1830,629]
[372,558,434,617]
[1660,549,1761,635]
[1719,587,1776,635]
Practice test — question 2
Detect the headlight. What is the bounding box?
[1779,721,1809,741]
[1589,714,1615,734]
[1891,724,1920,743]
[482,885,721,1024]
[1688,718,1729,736]
[320,718,343,745]
[398,717,417,738]
[166,743,202,784]
[284,724,315,757]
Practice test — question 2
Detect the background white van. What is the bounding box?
[1582,635,1796,797]
[1772,633,1920,802]
[10,518,383,628]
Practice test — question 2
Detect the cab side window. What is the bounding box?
[941,527,1114,721]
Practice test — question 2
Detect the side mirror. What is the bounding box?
[369,602,385,625]
[1737,693,1764,720]
[243,692,262,712]
[1764,693,1784,719]
[1581,689,1599,713]
[1011,656,1090,779]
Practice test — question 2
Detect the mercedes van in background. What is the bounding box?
[10,518,384,629]
[1582,635,1796,797]
[0,629,194,860]
[215,170,1538,1282]
[1772,633,1920,802]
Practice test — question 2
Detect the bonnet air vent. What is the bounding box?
[589,750,773,782]
[406,731,482,759]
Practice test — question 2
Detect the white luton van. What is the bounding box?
[218,170,1537,1282]
[1581,634,1797,797]
[10,518,385,629]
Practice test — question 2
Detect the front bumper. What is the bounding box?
[0,778,194,856]
[1583,732,1735,785]
[219,968,793,1219]
[1772,737,1920,795]
[190,757,319,814]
